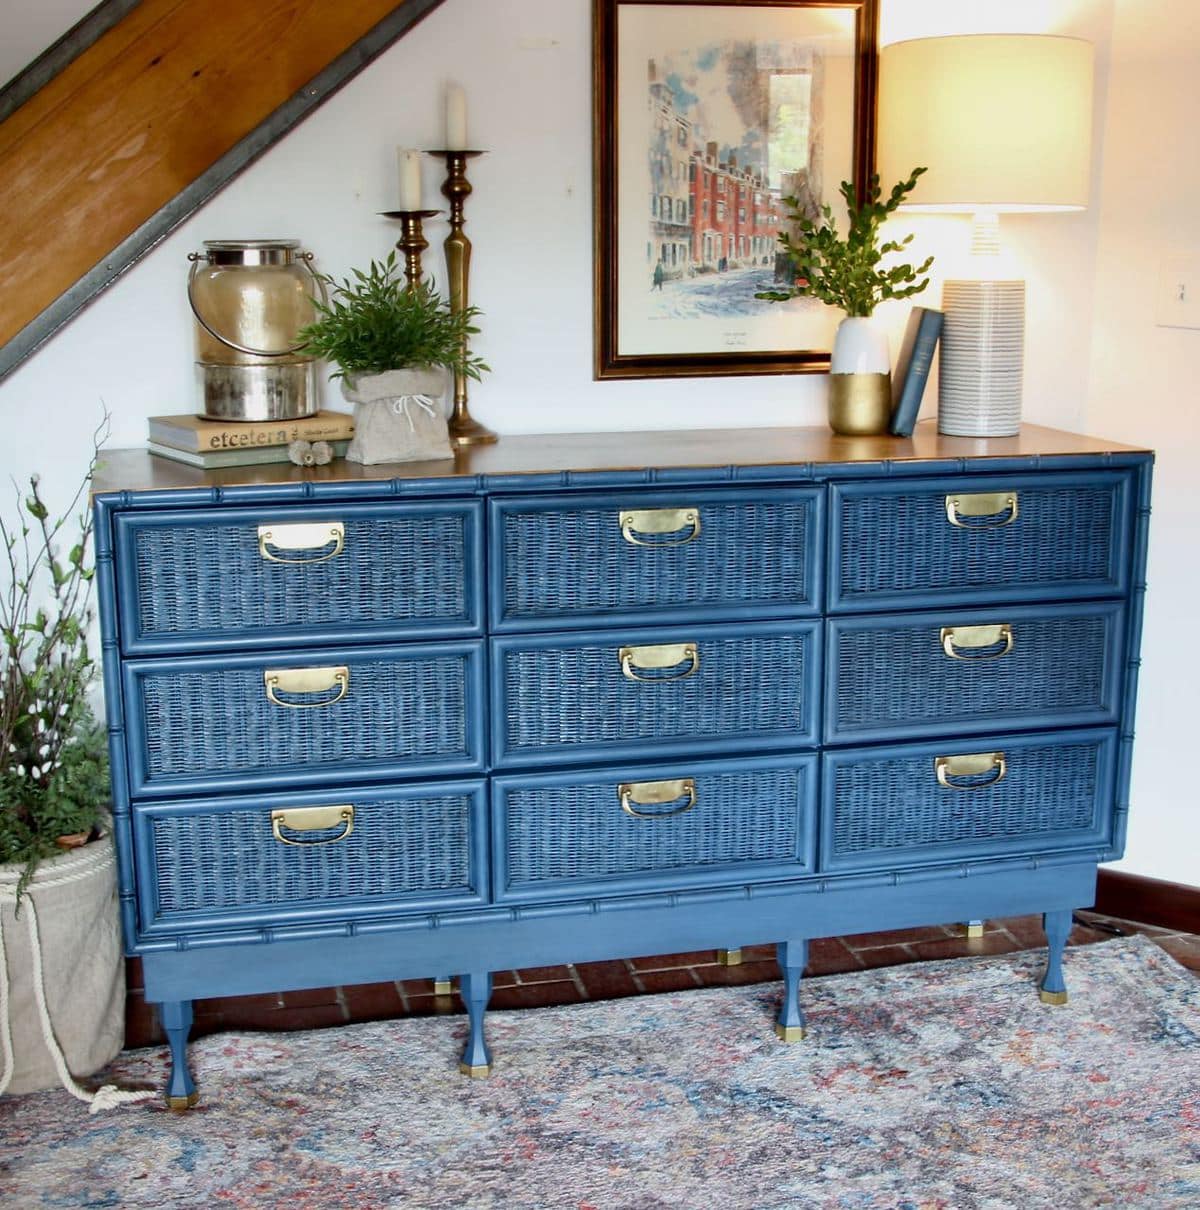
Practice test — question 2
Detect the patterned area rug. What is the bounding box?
[2,936,1197,1208]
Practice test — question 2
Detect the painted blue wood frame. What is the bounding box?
[90,437,1154,1101]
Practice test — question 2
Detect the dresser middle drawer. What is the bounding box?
[122,641,484,797]
[492,620,821,767]
[826,601,1125,743]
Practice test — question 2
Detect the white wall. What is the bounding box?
[0,0,1192,883]
[1085,0,1200,885]
[0,0,94,88]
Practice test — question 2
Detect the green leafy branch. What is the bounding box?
[297,252,490,382]
[757,168,934,318]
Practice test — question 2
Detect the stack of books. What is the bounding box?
[147,411,355,469]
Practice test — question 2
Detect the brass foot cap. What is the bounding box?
[458,1061,492,1079]
[1039,988,1069,1006]
[433,979,453,996]
[166,1091,199,1111]
[774,1023,806,1043]
[717,949,743,967]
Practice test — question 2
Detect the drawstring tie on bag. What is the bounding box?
[389,393,439,431]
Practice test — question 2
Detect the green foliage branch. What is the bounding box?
[757,168,934,317]
[297,252,490,382]
[0,416,111,899]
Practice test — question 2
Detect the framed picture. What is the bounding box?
[594,0,878,380]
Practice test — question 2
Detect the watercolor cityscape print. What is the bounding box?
[646,39,826,320]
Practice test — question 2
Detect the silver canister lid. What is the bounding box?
[200,239,303,266]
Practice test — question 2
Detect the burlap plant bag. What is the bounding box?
[342,367,453,464]
[0,834,125,1096]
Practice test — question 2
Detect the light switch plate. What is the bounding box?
[1156,256,1200,329]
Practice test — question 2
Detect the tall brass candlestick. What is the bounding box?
[431,149,496,446]
[381,209,441,287]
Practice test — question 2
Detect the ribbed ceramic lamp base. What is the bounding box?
[938,280,1025,437]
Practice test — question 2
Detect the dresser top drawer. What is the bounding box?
[829,471,1135,612]
[112,499,483,655]
[490,487,823,631]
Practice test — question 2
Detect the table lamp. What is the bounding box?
[877,34,1094,436]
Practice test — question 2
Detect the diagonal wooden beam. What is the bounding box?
[0,0,447,383]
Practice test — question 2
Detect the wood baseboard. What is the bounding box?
[1094,870,1200,935]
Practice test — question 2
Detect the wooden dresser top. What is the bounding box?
[94,422,1152,495]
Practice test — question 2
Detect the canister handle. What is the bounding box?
[186,251,327,358]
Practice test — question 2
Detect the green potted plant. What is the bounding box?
[758,168,934,434]
[0,425,129,1100]
[298,253,489,464]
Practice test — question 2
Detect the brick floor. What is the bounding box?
[123,911,1200,1049]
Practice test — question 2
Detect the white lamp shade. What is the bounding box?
[878,34,1094,212]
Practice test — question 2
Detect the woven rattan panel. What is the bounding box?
[837,484,1116,600]
[832,613,1111,735]
[504,765,806,884]
[131,512,469,636]
[501,631,810,752]
[138,654,469,779]
[149,794,474,916]
[500,498,812,619]
[830,740,1102,859]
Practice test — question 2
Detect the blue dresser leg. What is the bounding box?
[160,1000,198,1110]
[775,940,808,1042]
[1039,910,1072,1005]
[458,971,493,1077]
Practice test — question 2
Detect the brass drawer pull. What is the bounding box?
[935,752,1007,791]
[619,642,699,682]
[263,665,349,708]
[945,492,1019,528]
[940,623,1014,660]
[618,778,697,819]
[257,521,345,564]
[619,507,701,547]
[271,804,354,846]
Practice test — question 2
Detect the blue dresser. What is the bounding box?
[92,425,1152,1107]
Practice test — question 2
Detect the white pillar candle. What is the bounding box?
[397,148,422,210]
[445,84,468,150]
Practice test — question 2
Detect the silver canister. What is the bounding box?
[187,240,323,421]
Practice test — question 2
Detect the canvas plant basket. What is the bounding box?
[0,833,125,1096]
[342,367,452,464]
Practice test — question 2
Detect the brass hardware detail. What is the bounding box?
[271,804,355,846]
[619,507,701,546]
[619,642,699,682]
[717,949,743,967]
[458,1061,493,1078]
[1039,989,1069,1006]
[263,665,349,708]
[166,1091,200,1111]
[965,921,985,939]
[945,492,1019,527]
[433,979,453,997]
[940,623,1014,660]
[935,752,1007,790]
[618,778,697,819]
[257,522,345,563]
[774,1023,806,1043]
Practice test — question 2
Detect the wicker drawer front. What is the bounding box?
[827,602,1125,743]
[123,641,484,796]
[133,782,488,934]
[490,487,822,631]
[820,729,1117,873]
[493,754,817,902]
[114,500,483,654]
[829,471,1132,611]
[493,620,820,766]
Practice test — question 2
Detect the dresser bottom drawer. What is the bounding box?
[820,728,1117,873]
[132,782,488,937]
[493,754,817,903]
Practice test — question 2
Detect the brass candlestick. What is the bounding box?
[430,149,496,446]
[381,209,441,287]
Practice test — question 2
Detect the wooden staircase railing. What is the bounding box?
[0,0,447,383]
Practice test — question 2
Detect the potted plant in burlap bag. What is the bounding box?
[0,428,150,1110]
[299,252,489,464]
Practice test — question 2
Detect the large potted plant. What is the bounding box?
[758,168,933,434]
[298,253,489,464]
[0,430,129,1102]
